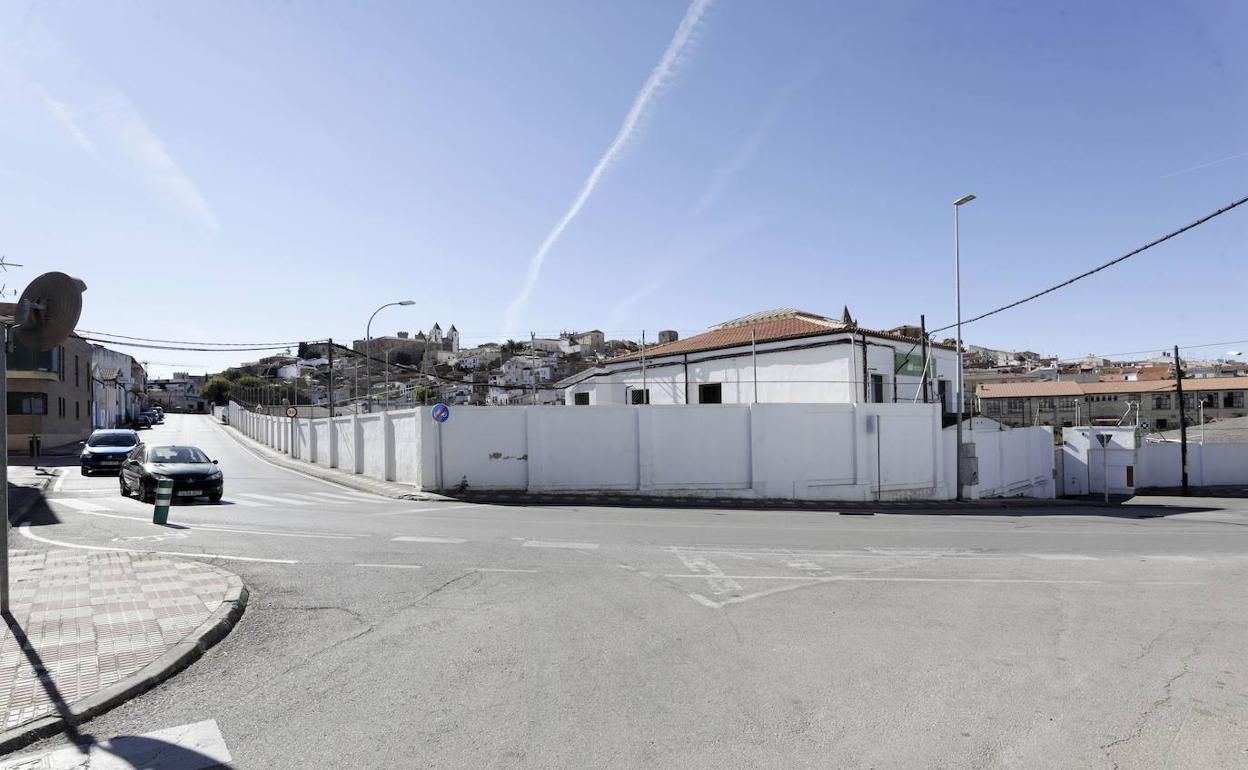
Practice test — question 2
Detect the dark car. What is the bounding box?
[131,413,153,430]
[141,410,162,425]
[120,444,224,504]
[150,407,165,423]
[80,429,140,475]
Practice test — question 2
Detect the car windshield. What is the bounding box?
[87,433,136,447]
[147,446,210,464]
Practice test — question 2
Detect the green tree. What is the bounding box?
[200,376,233,406]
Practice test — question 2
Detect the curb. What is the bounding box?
[214,415,449,502]
[0,572,249,756]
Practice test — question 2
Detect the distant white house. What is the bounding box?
[561,308,959,410]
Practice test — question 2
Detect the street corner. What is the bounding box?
[0,548,248,755]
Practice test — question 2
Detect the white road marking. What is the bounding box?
[53,497,110,512]
[372,504,483,517]
[666,574,1106,583]
[19,524,299,564]
[671,548,743,595]
[51,469,68,492]
[1027,553,1099,561]
[688,593,720,608]
[0,718,230,770]
[234,492,315,507]
[222,497,269,507]
[474,567,540,573]
[522,540,599,550]
[1140,555,1207,562]
[355,563,424,570]
[392,536,468,544]
[49,506,358,539]
[308,490,389,503]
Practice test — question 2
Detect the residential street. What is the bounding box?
[8,415,1248,768]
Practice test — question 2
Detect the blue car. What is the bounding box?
[81,429,141,475]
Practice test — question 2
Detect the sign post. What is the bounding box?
[286,405,298,459]
[432,404,450,491]
[153,478,173,525]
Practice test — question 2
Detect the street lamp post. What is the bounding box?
[384,349,394,411]
[953,193,976,501]
[366,300,415,413]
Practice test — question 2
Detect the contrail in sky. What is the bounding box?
[502,0,715,338]
[1160,149,1248,179]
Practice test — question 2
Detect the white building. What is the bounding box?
[562,308,959,409]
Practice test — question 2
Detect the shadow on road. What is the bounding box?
[7,486,61,526]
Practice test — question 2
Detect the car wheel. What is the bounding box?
[140,483,155,504]
[207,493,222,504]
[81,467,90,476]
[119,476,129,497]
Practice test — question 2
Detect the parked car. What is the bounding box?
[119,444,223,504]
[131,413,153,430]
[141,410,161,426]
[80,429,140,475]
[150,406,165,423]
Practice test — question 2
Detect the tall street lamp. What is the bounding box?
[366,300,415,413]
[953,193,976,501]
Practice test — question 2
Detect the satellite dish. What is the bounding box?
[13,272,87,352]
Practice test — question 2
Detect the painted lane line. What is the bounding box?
[234,492,315,507]
[355,563,424,570]
[474,567,540,573]
[392,536,468,544]
[522,540,599,550]
[51,469,68,493]
[18,524,299,564]
[1140,555,1207,562]
[1027,554,1100,561]
[287,492,381,505]
[671,548,743,595]
[0,718,230,770]
[372,504,484,517]
[51,507,359,539]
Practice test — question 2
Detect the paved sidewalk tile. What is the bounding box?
[0,549,233,732]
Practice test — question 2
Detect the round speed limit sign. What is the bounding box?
[285,406,298,418]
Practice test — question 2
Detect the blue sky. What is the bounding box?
[1,0,1245,378]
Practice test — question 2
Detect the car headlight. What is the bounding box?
[208,471,223,481]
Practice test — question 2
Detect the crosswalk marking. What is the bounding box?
[0,719,230,769]
[234,492,315,507]
[308,490,388,504]
[392,535,467,544]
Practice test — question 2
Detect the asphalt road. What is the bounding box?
[9,414,1248,768]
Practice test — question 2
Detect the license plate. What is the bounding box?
[176,490,202,497]
[100,460,120,465]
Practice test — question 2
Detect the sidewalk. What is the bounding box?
[1,474,247,755]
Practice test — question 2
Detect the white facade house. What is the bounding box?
[562,309,959,411]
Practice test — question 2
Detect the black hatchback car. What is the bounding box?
[120,444,224,503]
[80,429,140,475]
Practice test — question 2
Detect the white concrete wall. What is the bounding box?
[225,400,1054,502]
[1061,428,1137,496]
[1138,441,1248,488]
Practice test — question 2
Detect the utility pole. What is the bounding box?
[919,315,928,403]
[327,339,335,418]
[530,331,536,405]
[641,330,647,404]
[1174,344,1188,495]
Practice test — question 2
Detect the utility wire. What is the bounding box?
[77,336,293,353]
[931,193,1248,335]
[79,329,303,347]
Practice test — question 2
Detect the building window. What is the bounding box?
[870,374,885,404]
[76,401,80,420]
[1182,394,1194,409]
[1007,399,1023,414]
[573,392,590,406]
[1062,420,1072,428]
[984,400,1001,415]
[1153,394,1171,410]
[938,380,950,412]
[1059,398,1076,410]
[8,392,48,415]
[1199,393,1217,408]
[75,356,80,388]
[1038,398,1054,410]
[1225,391,1245,409]
[630,389,650,405]
[698,383,722,404]
[58,347,65,381]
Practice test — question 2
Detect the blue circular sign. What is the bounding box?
[431,403,451,423]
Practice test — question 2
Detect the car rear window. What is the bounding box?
[88,432,138,447]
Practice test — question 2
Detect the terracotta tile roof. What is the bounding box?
[977,376,1248,399]
[608,311,951,363]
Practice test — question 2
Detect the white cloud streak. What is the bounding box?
[502,0,715,338]
[1160,149,1248,179]
[36,87,95,154]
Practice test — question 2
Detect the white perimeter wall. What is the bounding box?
[1137,441,1248,488]
[226,401,1054,502]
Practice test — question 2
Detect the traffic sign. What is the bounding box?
[285,406,298,418]
[431,403,450,423]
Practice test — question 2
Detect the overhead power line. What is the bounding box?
[77,336,292,353]
[80,329,303,347]
[931,193,1248,335]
